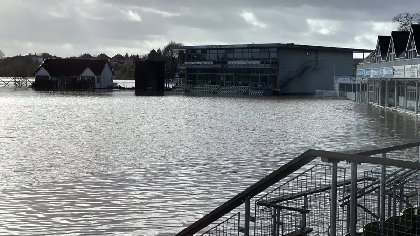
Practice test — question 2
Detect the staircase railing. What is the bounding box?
[279,60,316,90]
[176,140,420,236]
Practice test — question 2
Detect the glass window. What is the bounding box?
[251,51,260,59]
[260,52,269,59]
[234,52,242,60]
[408,90,416,100]
[209,53,217,60]
[227,52,234,60]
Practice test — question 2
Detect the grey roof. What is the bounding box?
[410,24,420,51]
[390,31,410,57]
[377,36,391,60]
[35,59,114,76]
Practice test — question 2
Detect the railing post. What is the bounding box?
[330,161,338,236]
[380,152,386,235]
[405,82,407,111]
[395,80,398,108]
[350,161,358,236]
[238,213,241,236]
[303,195,308,230]
[378,80,382,106]
[385,80,389,108]
[276,207,281,236]
[418,147,420,208]
[416,81,419,114]
[244,196,250,236]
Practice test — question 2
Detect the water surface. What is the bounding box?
[0,87,419,235]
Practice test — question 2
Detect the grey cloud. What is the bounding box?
[0,0,416,57]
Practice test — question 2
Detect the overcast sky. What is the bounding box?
[0,0,417,58]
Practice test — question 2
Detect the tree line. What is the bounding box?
[0,41,185,79]
[0,53,40,77]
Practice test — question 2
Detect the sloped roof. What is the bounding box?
[391,31,410,57]
[35,59,113,76]
[377,36,391,60]
[411,24,420,50]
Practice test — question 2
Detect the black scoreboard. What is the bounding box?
[135,61,165,96]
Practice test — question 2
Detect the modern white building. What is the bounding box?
[34,59,114,89]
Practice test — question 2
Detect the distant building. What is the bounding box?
[34,58,114,89]
[175,43,370,95]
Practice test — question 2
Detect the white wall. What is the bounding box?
[101,63,114,88]
[81,68,95,77]
[35,67,50,77]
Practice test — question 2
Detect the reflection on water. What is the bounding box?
[0,87,419,235]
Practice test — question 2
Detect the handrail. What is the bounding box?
[279,60,315,89]
[176,150,317,236]
[339,168,417,206]
[258,177,375,205]
[176,141,420,236]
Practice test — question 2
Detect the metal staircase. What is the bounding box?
[279,60,317,90]
[176,141,420,236]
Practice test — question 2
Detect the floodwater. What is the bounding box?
[0,86,419,235]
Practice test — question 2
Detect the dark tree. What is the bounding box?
[41,53,52,59]
[162,41,184,78]
[0,55,39,77]
[392,13,420,31]
[148,49,159,61]
[79,53,93,59]
[156,48,163,60]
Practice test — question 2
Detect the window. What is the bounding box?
[407,90,416,101]
[97,77,101,83]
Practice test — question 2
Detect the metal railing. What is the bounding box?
[176,140,420,236]
[201,213,241,236]
[279,60,327,90]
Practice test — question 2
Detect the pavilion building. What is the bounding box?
[175,43,370,95]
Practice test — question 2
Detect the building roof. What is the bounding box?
[377,36,391,60]
[391,31,410,57]
[411,24,420,50]
[174,43,371,53]
[35,59,113,76]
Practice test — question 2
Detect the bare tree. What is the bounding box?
[0,50,4,59]
[162,41,184,78]
[392,13,420,31]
